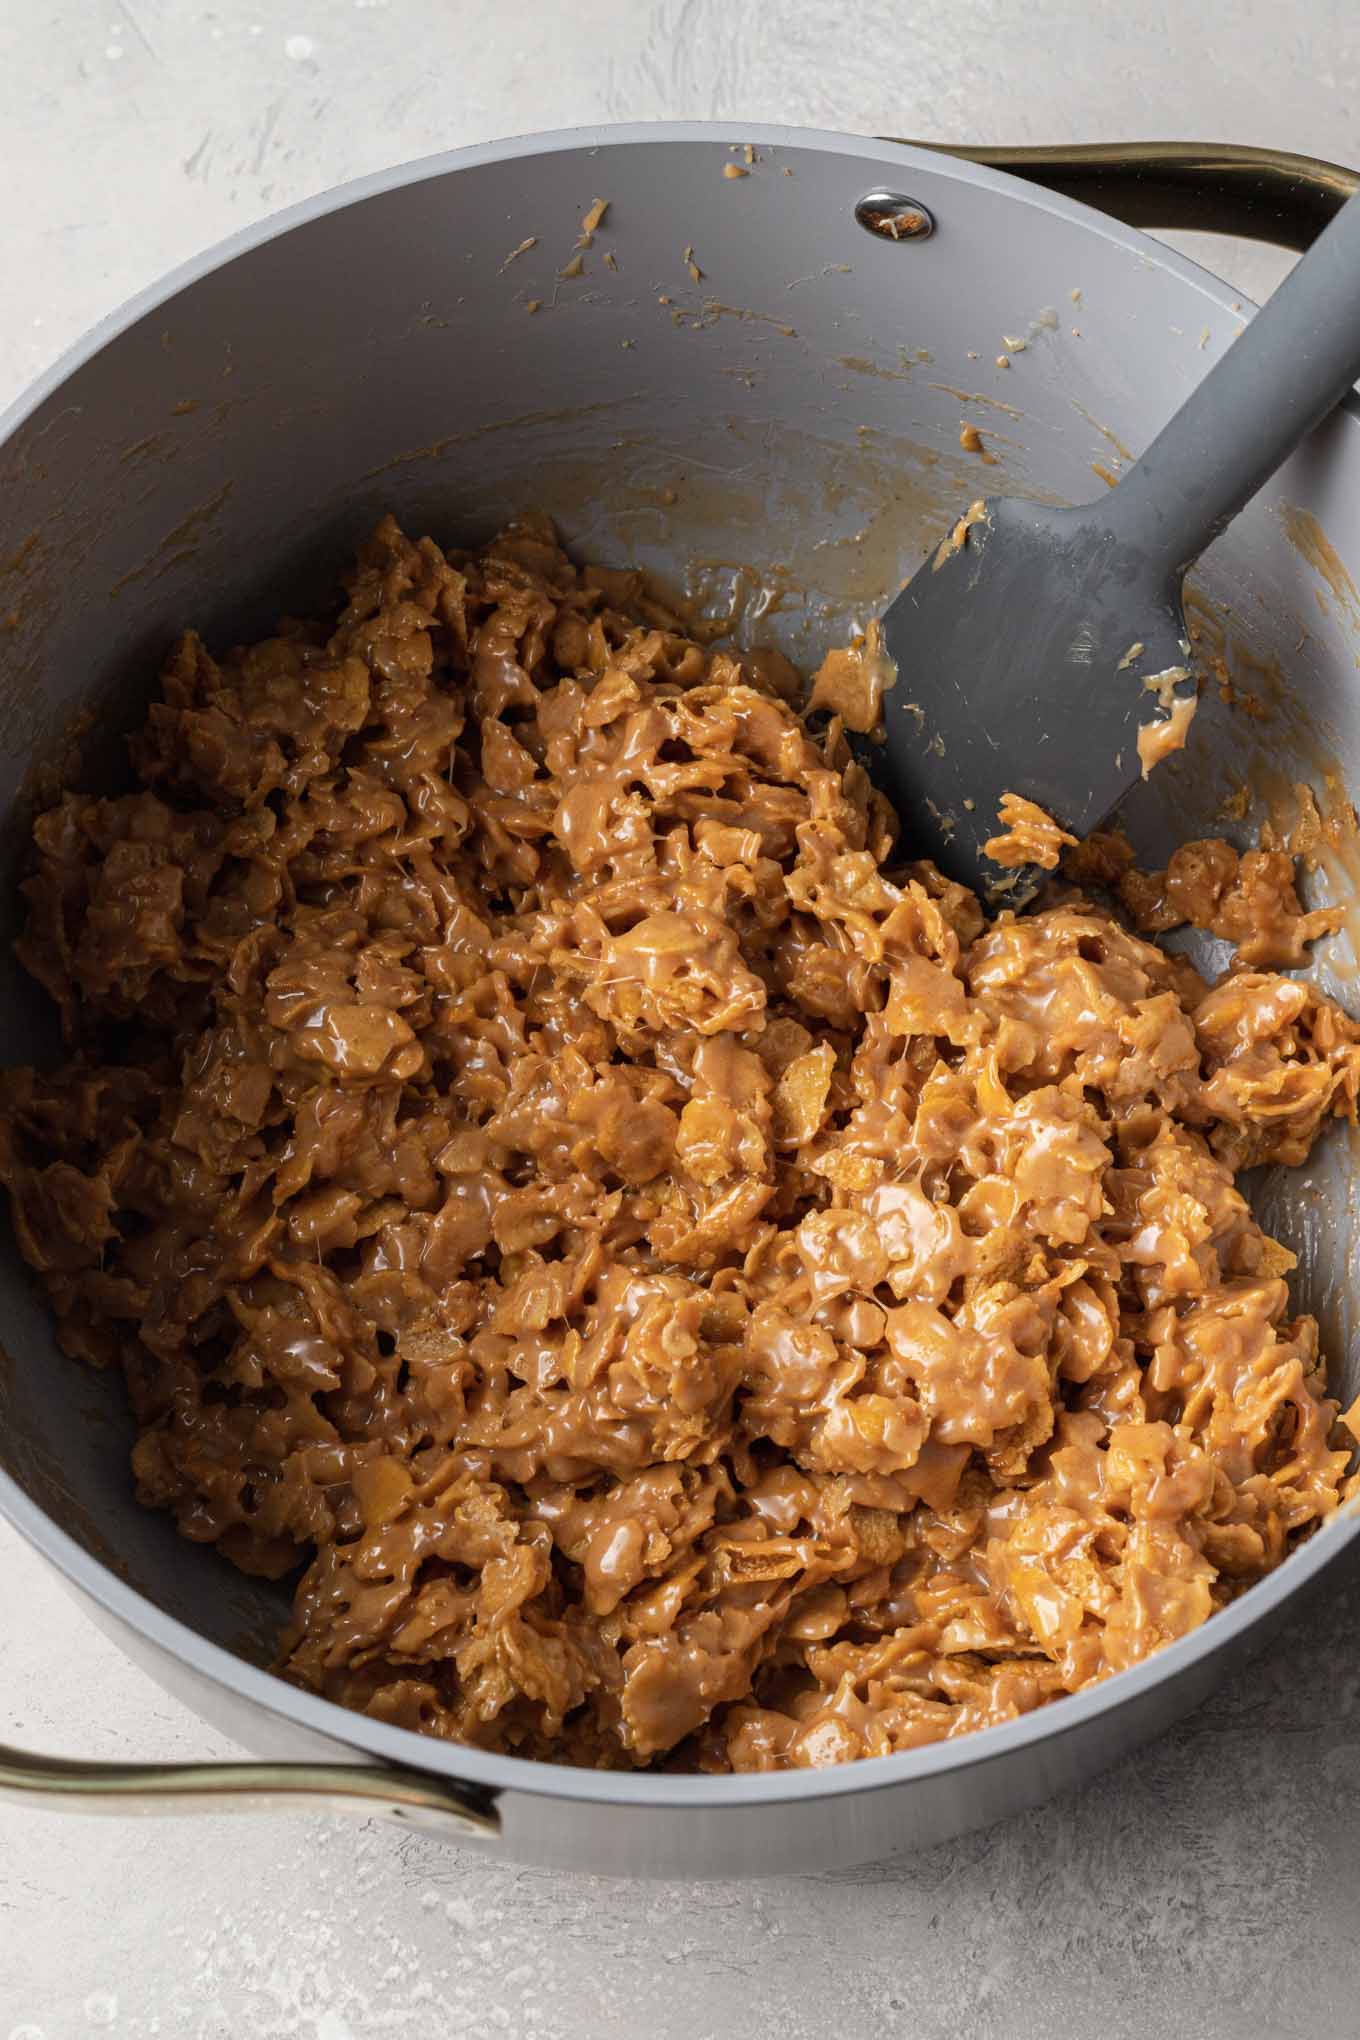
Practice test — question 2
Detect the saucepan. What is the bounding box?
[1,124,1359,1878]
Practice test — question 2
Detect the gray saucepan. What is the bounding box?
[1,123,1359,1878]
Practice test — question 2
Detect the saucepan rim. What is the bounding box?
[2,119,1357,1811]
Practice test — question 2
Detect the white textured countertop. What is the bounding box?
[4,4,1360,2035]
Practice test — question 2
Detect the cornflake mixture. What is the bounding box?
[3,512,1359,1772]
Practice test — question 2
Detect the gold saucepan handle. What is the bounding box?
[887,140,1358,250]
[0,1739,498,1837]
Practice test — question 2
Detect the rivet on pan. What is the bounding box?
[854,192,934,242]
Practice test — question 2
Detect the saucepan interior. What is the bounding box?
[0,125,1357,1838]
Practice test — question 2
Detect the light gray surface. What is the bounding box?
[3,0,1360,2032]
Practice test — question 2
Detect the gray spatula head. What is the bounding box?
[868,189,1360,897]
[877,494,1194,895]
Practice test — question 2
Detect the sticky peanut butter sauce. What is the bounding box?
[2,512,1356,1772]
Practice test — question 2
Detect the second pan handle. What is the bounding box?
[0,1736,499,1838]
[885,140,1358,252]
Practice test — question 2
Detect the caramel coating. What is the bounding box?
[984,792,1078,871]
[2,513,1358,1773]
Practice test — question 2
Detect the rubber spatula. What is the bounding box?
[876,192,1360,897]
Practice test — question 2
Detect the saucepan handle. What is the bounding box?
[886,140,1358,251]
[0,1738,499,1838]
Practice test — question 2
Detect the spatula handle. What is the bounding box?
[1103,191,1360,576]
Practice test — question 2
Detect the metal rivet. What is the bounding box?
[854,191,934,242]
